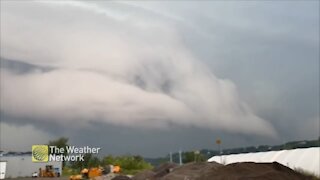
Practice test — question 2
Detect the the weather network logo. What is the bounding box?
[32,145,49,162]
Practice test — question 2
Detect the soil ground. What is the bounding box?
[8,162,317,180]
[133,162,316,180]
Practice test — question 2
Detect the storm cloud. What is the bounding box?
[0,1,276,137]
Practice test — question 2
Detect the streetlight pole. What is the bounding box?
[179,150,182,165]
[216,138,222,164]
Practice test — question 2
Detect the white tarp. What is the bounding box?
[208,147,320,176]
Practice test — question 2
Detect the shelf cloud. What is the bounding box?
[1,1,276,137]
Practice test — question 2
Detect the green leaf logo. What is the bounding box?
[32,145,48,162]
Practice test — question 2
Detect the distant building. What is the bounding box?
[0,161,6,179]
[0,154,62,178]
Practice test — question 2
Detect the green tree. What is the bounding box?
[101,155,152,175]
[48,137,69,168]
[70,153,100,170]
[183,151,206,163]
[102,155,115,166]
[88,156,100,168]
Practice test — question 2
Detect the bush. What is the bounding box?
[101,155,153,175]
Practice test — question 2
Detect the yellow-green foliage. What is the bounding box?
[102,155,153,175]
[67,155,153,175]
[62,167,79,177]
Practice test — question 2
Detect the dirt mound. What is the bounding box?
[162,162,222,180]
[111,175,132,180]
[132,162,177,180]
[132,170,156,180]
[133,161,313,180]
[153,162,178,177]
[198,162,311,180]
[133,162,221,180]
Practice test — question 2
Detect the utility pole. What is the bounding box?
[169,152,172,163]
[194,150,200,162]
[216,138,222,164]
[179,150,182,165]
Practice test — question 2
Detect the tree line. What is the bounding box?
[48,137,152,175]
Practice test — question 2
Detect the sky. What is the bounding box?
[0,0,319,157]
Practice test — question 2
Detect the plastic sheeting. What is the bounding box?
[208,147,320,176]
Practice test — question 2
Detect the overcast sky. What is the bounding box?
[0,1,319,157]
